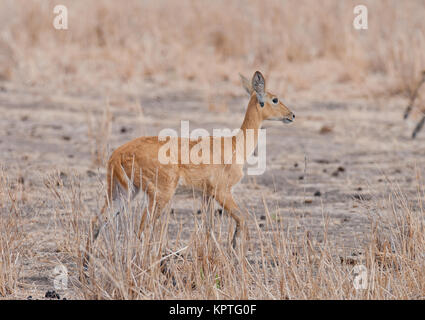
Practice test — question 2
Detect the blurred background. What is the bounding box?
[1,0,425,100]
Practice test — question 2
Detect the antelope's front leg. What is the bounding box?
[212,191,245,249]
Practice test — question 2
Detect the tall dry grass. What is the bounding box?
[42,170,425,299]
[0,0,424,95]
[0,168,25,297]
[86,100,112,167]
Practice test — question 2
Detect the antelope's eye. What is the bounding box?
[272,98,278,104]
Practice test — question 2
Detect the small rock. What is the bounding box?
[314,191,321,197]
[353,194,372,201]
[260,215,266,220]
[45,290,60,299]
[62,135,71,141]
[294,163,298,168]
[197,209,202,215]
[315,159,330,164]
[332,166,345,177]
[120,126,128,134]
[319,125,333,134]
[86,170,96,177]
[298,175,304,180]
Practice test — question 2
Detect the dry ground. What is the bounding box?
[1,70,424,299]
[1,0,425,300]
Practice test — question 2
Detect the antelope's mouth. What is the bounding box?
[282,113,295,123]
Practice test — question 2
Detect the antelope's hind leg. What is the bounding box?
[83,178,138,272]
[137,178,179,239]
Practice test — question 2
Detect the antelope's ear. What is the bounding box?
[252,71,266,103]
[239,73,252,96]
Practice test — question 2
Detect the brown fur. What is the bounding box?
[84,71,295,268]
[404,70,425,139]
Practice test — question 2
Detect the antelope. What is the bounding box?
[403,70,425,139]
[85,71,295,267]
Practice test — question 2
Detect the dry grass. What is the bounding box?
[363,173,425,299]
[0,169,25,297]
[2,160,425,299]
[38,169,425,299]
[86,101,112,167]
[1,0,425,95]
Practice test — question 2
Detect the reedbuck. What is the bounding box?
[85,71,295,265]
[403,70,425,139]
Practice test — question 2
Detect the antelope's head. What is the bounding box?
[241,71,295,123]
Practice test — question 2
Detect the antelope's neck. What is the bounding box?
[234,95,263,161]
